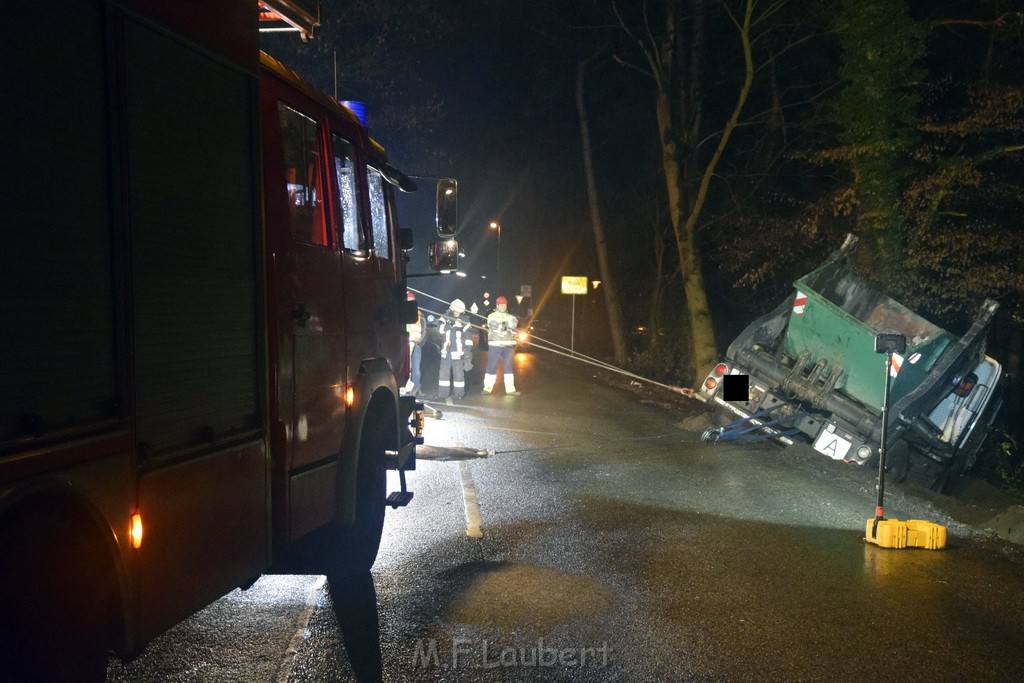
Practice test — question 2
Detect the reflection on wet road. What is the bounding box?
[109,355,1024,681]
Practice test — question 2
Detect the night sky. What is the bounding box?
[261,0,656,333]
[261,0,1024,363]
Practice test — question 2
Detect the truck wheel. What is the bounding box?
[336,415,388,573]
[885,440,910,483]
[906,450,951,492]
[939,442,977,494]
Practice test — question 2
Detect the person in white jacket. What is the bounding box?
[437,299,473,399]
[484,296,519,395]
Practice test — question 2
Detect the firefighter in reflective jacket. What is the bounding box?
[484,296,519,395]
[437,299,473,399]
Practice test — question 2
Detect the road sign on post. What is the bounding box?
[560,276,587,295]
[561,276,588,354]
[519,285,533,317]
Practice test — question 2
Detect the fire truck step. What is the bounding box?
[387,491,414,508]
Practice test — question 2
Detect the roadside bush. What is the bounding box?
[625,338,692,388]
[974,425,1024,495]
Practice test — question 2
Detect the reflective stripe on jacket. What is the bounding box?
[487,309,518,346]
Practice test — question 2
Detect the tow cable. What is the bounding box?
[700,403,804,443]
[409,288,699,400]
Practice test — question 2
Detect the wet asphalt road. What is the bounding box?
[107,352,1024,682]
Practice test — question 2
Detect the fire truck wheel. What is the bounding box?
[0,501,117,681]
[336,415,388,573]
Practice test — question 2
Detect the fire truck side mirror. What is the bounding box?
[397,228,414,251]
[436,179,458,237]
[400,298,419,324]
[428,240,459,272]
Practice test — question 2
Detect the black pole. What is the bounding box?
[871,332,905,539]
[873,350,892,536]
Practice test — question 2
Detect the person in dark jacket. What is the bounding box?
[436,299,473,400]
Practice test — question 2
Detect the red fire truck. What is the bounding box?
[0,1,454,678]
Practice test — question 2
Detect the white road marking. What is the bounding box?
[275,575,326,682]
[459,461,484,538]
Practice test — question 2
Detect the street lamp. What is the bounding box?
[489,220,501,287]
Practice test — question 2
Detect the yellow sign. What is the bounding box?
[561,276,588,295]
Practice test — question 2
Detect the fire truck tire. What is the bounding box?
[336,414,388,573]
[0,501,118,682]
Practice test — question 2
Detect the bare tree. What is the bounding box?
[577,53,629,364]
[614,0,780,380]
[645,195,678,351]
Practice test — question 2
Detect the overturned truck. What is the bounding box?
[700,234,1003,492]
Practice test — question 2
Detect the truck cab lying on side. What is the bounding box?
[700,234,1003,492]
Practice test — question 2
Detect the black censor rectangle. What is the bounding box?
[722,374,749,401]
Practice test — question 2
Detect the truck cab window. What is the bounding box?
[333,134,365,252]
[367,166,391,259]
[277,103,327,246]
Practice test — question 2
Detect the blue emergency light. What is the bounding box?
[340,100,367,126]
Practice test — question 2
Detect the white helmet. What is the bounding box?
[450,299,466,313]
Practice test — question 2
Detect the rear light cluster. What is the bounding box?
[704,363,729,392]
[952,372,977,398]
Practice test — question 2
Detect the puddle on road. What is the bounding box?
[446,562,613,631]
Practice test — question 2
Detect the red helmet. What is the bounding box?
[496,296,508,305]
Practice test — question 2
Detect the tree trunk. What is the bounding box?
[656,0,757,381]
[648,204,672,350]
[577,57,628,365]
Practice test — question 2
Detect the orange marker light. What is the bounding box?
[130,513,143,549]
[345,385,355,407]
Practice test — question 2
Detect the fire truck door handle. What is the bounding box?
[293,304,312,326]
